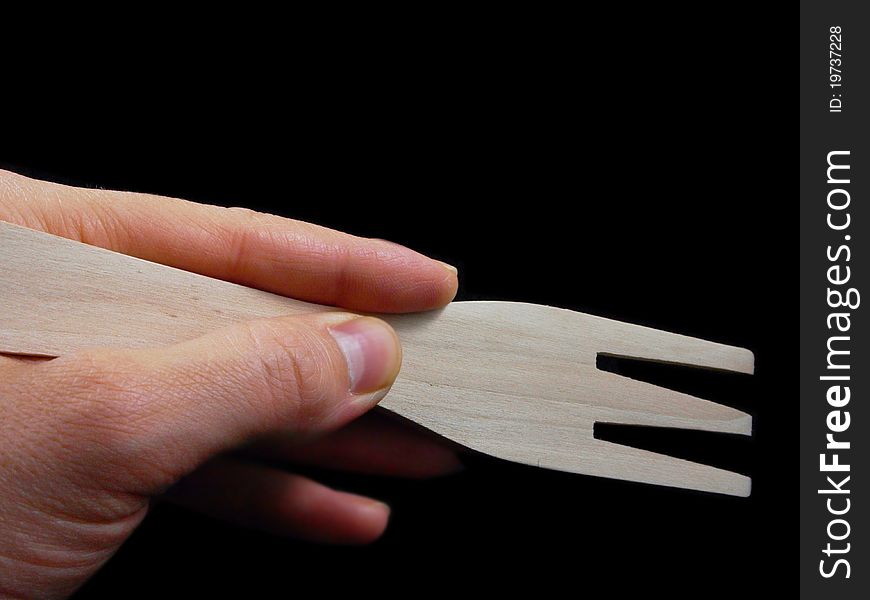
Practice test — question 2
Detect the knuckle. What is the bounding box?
[220,207,262,278]
[239,320,335,431]
[75,197,128,246]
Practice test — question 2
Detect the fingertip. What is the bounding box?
[438,260,458,276]
[348,497,391,544]
[307,487,390,545]
[412,448,465,479]
[328,316,403,395]
[362,239,459,312]
[388,258,458,312]
[435,261,460,307]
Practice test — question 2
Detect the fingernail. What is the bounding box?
[329,317,402,394]
[439,261,458,275]
[362,498,391,516]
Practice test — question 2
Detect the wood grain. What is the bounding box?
[0,221,754,496]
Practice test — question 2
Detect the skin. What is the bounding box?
[0,169,461,599]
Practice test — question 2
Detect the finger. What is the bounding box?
[28,312,402,495]
[0,169,457,312]
[165,458,389,544]
[245,412,463,479]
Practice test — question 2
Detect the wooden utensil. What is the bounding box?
[0,221,753,496]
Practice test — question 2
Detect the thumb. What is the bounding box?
[35,312,402,493]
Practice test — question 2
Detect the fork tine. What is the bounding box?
[593,316,754,374]
[586,439,751,497]
[591,372,752,435]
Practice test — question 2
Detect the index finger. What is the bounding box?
[0,169,458,313]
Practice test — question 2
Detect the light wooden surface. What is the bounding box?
[0,221,754,496]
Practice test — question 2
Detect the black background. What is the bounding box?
[2,9,792,597]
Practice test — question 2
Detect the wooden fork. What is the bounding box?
[0,221,753,496]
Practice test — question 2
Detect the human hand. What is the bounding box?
[0,170,460,599]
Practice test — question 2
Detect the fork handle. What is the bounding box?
[0,221,396,357]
